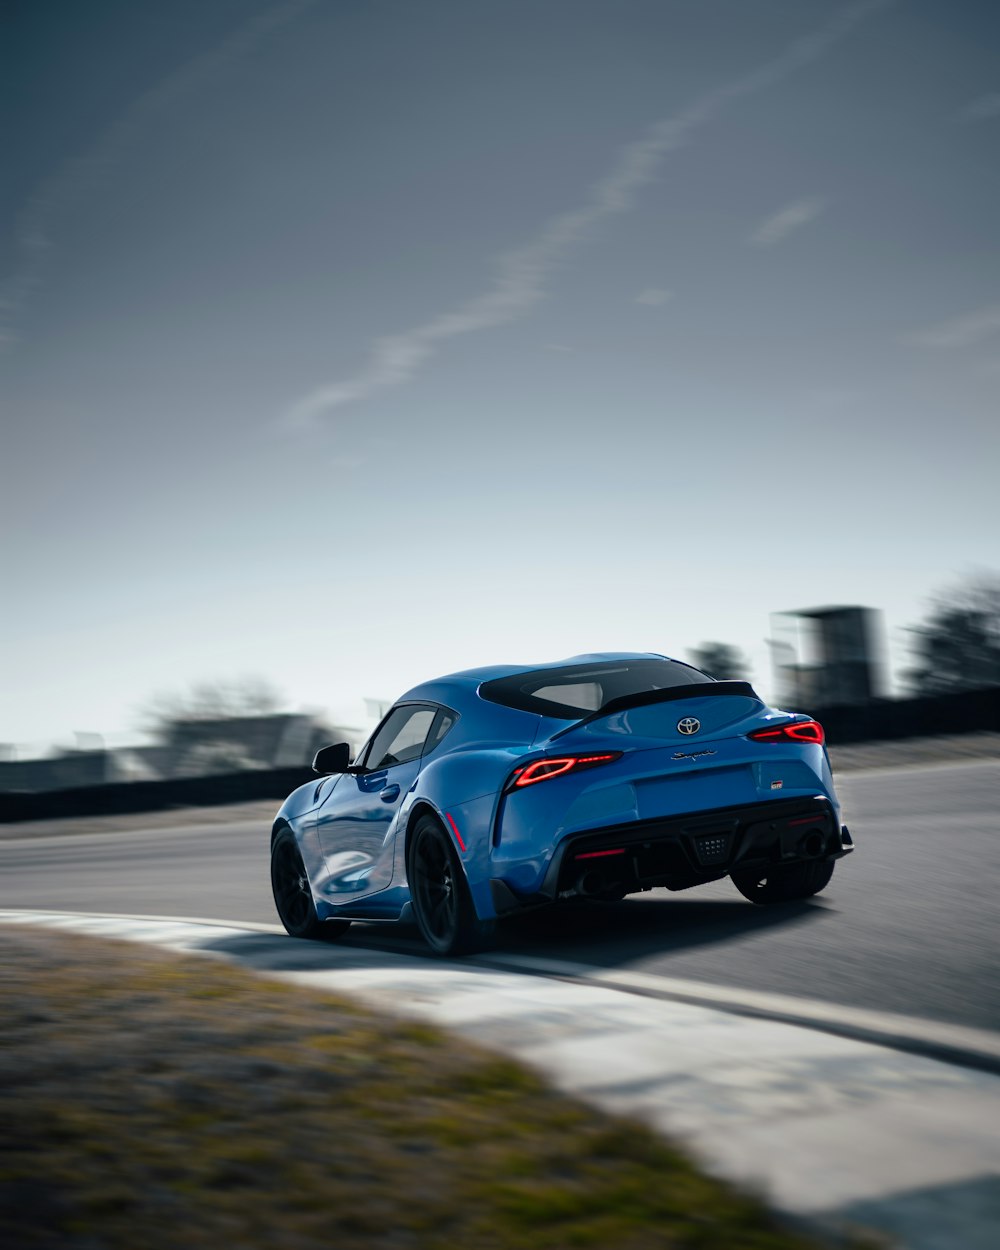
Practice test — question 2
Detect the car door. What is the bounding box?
[314,703,437,900]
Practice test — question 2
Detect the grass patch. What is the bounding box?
[1,928,864,1249]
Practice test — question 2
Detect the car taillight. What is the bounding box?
[748,719,825,745]
[507,752,622,790]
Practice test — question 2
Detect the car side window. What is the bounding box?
[425,708,457,754]
[365,706,436,771]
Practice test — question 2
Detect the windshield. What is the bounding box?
[479,658,713,720]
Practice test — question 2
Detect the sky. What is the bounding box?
[1,0,998,750]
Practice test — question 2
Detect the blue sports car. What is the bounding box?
[270,653,854,954]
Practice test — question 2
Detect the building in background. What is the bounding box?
[769,606,885,709]
[0,713,363,794]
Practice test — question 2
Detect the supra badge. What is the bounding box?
[677,716,701,735]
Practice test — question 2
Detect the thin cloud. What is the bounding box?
[907,305,1000,349]
[961,93,1000,122]
[282,0,895,429]
[0,0,317,349]
[750,196,826,247]
[635,288,672,306]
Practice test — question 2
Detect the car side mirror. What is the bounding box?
[311,742,352,775]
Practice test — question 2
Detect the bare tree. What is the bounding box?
[688,642,751,682]
[138,676,284,741]
[905,572,1000,695]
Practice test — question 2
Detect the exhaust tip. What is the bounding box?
[800,831,824,858]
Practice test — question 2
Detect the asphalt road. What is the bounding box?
[2,759,997,1032]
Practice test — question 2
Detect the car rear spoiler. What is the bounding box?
[549,681,761,741]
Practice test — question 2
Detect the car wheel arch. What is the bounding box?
[403,800,480,887]
[271,817,292,851]
[405,807,496,954]
[404,800,443,866]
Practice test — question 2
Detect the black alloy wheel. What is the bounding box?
[407,814,495,956]
[730,858,835,904]
[271,827,351,941]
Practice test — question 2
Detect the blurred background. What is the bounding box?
[2,0,998,781]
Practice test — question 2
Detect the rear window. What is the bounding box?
[480,658,713,719]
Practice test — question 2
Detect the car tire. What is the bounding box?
[407,814,496,956]
[730,858,835,904]
[271,827,351,941]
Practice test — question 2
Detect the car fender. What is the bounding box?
[272,778,327,843]
[270,783,331,904]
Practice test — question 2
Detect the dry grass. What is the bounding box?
[0,927,866,1250]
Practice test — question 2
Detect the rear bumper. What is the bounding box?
[489,794,853,915]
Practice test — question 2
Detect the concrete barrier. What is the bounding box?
[802,686,1000,744]
[0,767,314,824]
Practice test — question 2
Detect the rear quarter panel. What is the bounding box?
[394,745,527,921]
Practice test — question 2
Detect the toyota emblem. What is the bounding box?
[677,717,701,735]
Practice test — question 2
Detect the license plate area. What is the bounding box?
[632,840,690,879]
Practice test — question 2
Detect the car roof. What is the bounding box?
[398,652,670,707]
